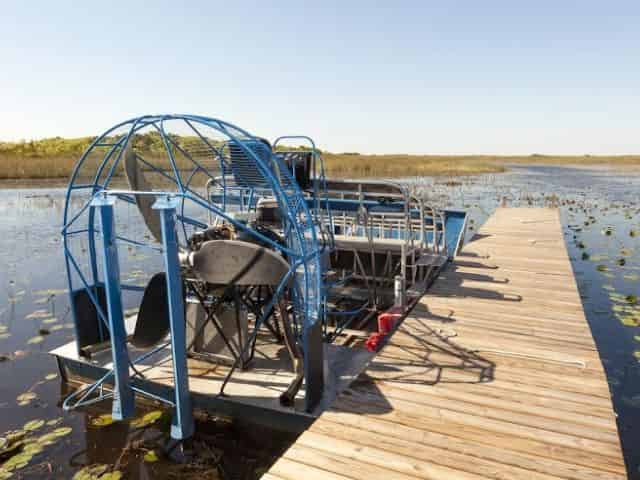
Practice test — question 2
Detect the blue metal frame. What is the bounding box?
[91,194,135,420]
[153,196,195,439]
[61,114,326,434]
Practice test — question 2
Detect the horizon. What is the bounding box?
[1,1,639,155]
[2,133,640,158]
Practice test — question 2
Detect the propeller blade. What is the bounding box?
[123,146,164,243]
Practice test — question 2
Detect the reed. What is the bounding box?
[1,137,639,180]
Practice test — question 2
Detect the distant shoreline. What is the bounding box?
[1,136,639,180]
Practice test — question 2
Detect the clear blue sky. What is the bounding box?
[1,1,638,154]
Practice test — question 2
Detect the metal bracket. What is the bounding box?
[153,195,195,440]
[90,194,135,420]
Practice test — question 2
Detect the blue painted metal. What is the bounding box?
[90,194,135,420]
[443,209,468,258]
[153,195,195,440]
[60,113,460,429]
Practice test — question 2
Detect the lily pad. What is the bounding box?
[24,310,50,320]
[90,414,114,428]
[51,426,72,437]
[2,451,32,471]
[143,450,159,462]
[72,464,121,480]
[619,316,638,327]
[44,373,58,381]
[23,419,44,432]
[596,264,608,272]
[130,410,163,429]
[46,418,62,427]
[16,392,37,406]
[26,336,44,345]
[22,443,43,455]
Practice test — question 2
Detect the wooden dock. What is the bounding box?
[264,208,626,480]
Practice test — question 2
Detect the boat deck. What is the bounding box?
[264,207,626,480]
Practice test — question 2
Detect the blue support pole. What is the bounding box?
[91,195,135,420]
[153,195,195,440]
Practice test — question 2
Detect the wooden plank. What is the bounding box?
[264,207,625,479]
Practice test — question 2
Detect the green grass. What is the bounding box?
[1,136,639,180]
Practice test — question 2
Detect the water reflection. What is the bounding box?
[0,166,639,478]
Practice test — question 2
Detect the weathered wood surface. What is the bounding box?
[265,207,626,479]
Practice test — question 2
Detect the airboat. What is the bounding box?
[51,114,467,439]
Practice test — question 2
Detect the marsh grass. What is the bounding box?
[1,137,639,179]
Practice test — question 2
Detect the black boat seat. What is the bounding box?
[191,239,290,286]
[130,272,171,349]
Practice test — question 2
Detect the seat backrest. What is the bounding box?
[131,272,171,349]
[191,240,291,286]
[227,140,274,189]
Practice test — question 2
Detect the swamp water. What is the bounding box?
[0,165,639,478]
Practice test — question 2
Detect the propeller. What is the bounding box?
[123,146,164,244]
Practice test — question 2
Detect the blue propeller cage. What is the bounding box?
[61,114,329,438]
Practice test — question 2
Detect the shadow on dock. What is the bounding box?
[332,316,495,416]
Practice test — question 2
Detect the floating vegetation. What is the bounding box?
[44,373,57,381]
[616,258,626,266]
[0,430,27,459]
[627,295,638,305]
[22,420,44,432]
[630,229,638,238]
[16,392,37,406]
[130,410,163,429]
[143,450,159,462]
[0,422,73,476]
[596,264,608,272]
[25,310,50,320]
[26,335,44,345]
[72,464,122,480]
[90,414,114,428]
[581,252,590,260]
[603,226,613,236]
